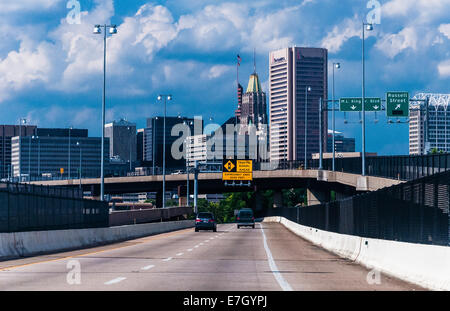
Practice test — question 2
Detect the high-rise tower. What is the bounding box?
[269,47,328,162]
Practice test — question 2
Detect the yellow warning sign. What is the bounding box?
[224,160,235,172]
[222,159,253,181]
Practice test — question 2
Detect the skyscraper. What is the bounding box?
[146,116,198,169]
[269,47,328,162]
[105,119,136,163]
[409,93,450,155]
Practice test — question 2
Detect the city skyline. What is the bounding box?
[0,0,449,156]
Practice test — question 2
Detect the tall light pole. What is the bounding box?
[18,118,27,179]
[362,22,373,176]
[304,86,311,169]
[93,24,117,201]
[332,63,341,171]
[152,117,158,175]
[68,126,72,179]
[127,126,132,172]
[157,94,172,208]
[34,136,40,178]
[76,142,82,189]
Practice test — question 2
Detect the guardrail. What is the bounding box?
[109,206,194,226]
[0,182,108,232]
[266,169,450,246]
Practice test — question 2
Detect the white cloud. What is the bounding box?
[320,17,362,53]
[439,24,450,39]
[208,65,232,79]
[381,0,450,23]
[438,60,450,77]
[0,0,62,13]
[376,27,417,58]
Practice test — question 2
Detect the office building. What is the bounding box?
[269,47,328,162]
[186,134,208,166]
[186,116,268,166]
[11,136,109,179]
[105,119,136,163]
[137,128,145,163]
[409,93,450,155]
[146,116,197,169]
[327,130,355,153]
[0,124,36,179]
[36,128,88,138]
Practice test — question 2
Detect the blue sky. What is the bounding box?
[0,0,449,155]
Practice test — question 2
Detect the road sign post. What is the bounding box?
[386,92,409,117]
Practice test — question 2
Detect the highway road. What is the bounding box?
[0,222,423,291]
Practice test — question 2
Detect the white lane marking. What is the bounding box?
[194,245,199,248]
[205,240,210,243]
[141,265,155,271]
[209,237,214,240]
[104,277,126,285]
[259,223,293,291]
[162,257,173,262]
[176,252,184,256]
[187,249,193,252]
[199,243,204,245]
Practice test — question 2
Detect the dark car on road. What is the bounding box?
[236,208,255,229]
[195,212,217,232]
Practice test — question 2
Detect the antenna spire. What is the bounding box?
[253,48,256,74]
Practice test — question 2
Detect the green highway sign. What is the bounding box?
[340,98,381,112]
[364,98,382,111]
[386,92,409,117]
[340,98,362,112]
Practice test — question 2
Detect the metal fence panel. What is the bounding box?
[267,170,450,246]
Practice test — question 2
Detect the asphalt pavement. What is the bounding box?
[0,222,423,291]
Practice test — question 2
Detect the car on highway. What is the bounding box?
[195,212,217,232]
[236,208,255,229]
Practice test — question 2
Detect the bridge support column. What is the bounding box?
[254,191,263,212]
[156,191,163,209]
[307,188,330,206]
[273,191,283,208]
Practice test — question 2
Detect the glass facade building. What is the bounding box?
[11,136,109,179]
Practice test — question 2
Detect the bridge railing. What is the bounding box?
[308,154,450,181]
[266,169,450,246]
[0,182,109,232]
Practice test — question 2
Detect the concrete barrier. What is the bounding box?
[0,220,194,260]
[263,217,450,291]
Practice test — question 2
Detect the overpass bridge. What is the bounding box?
[31,169,403,207]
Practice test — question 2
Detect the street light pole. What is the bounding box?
[304,86,311,169]
[127,126,132,172]
[77,142,82,189]
[152,117,157,175]
[68,127,72,179]
[94,24,117,201]
[319,98,323,170]
[18,118,26,180]
[157,95,172,208]
[362,22,373,176]
[332,63,340,171]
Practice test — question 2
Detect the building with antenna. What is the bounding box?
[409,93,450,155]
